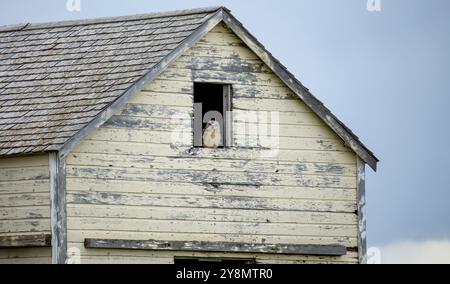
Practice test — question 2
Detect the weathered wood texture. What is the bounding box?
[49,152,67,264]
[0,154,52,263]
[70,241,360,264]
[0,234,51,248]
[84,239,347,256]
[66,23,359,264]
[357,157,367,264]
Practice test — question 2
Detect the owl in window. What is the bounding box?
[202,120,222,148]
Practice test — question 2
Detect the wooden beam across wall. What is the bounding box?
[84,239,347,256]
[0,234,52,248]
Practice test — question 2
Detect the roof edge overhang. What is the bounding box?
[53,7,378,171]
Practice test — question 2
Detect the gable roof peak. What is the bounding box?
[0,7,378,171]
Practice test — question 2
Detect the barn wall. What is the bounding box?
[66,22,359,264]
[0,154,51,264]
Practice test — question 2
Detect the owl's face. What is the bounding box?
[206,120,220,131]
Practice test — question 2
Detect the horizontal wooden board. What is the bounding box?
[103,115,191,132]
[67,152,356,176]
[85,128,192,145]
[86,132,348,153]
[234,136,349,151]
[67,217,356,237]
[140,73,290,99]
[66,165,357,188]
[0,234,51,248]
[184,44,260,61]
[66,178,357,201]
[233,109,323,126]
[0,246,51,259]
[174,56,272,74]
[0,154,48,169]
[117,103,192,119]
[110,104,330,134]
[67,230,357,249]
[66,191,357,213]
[85,238,347,256]
[67,204,356,225]
[0,180,50,195]
[0,193,50,207]
[72,141,357,164]
[0,206,50,220]
[115,104,323,127]
[142,79,193,94]
[131,91,193,107]
[0,219,50,234]
[234,123,339,139]
[157,76,289,90]
[86,127,347,151]
[234,97,311,113]
[0,167,49,182]
[232,84,297,100]
[159,67,283,87]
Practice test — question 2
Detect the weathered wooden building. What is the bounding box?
[0,7,378,264]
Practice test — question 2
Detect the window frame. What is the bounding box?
[193,82,233,148]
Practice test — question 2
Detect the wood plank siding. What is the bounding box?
[0,154,51,263]
[66,22,359,264]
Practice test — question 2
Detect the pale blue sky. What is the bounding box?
[1,0,449,249]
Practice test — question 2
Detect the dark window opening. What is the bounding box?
[193,83,232,148]
[174,257,255,265]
